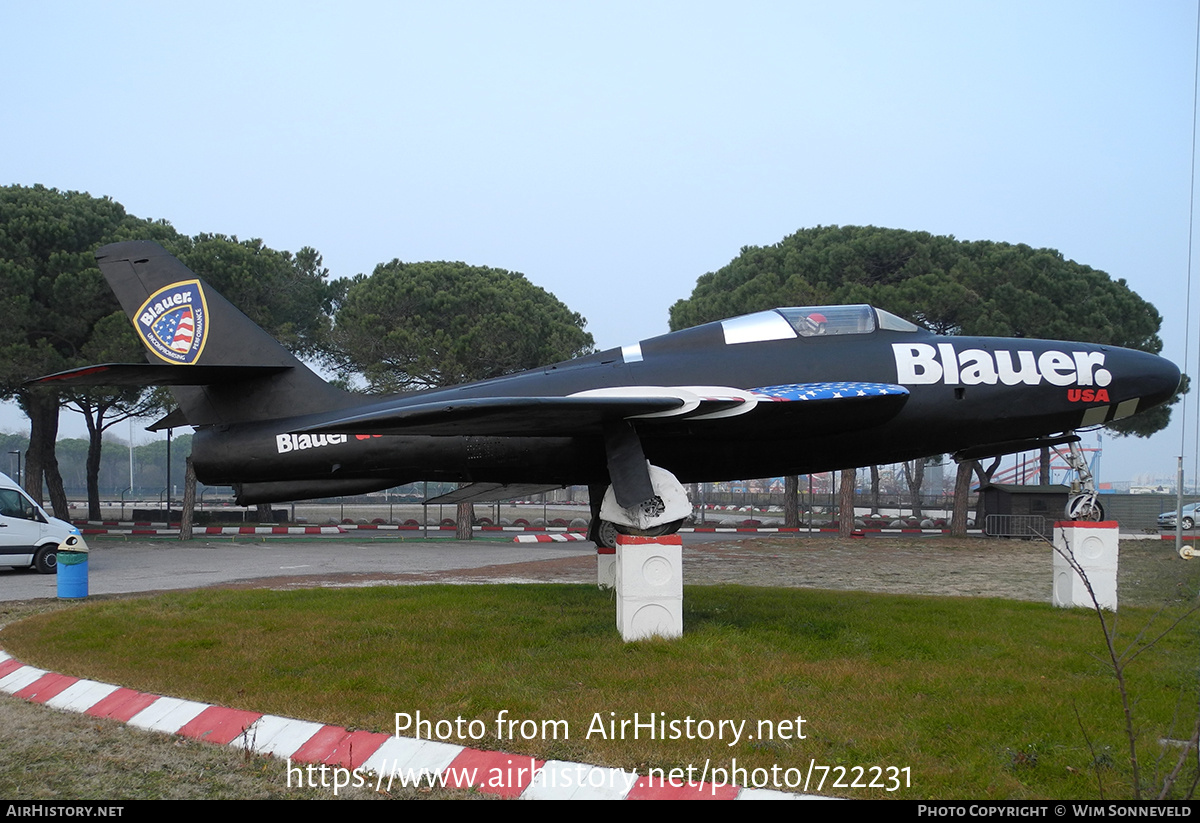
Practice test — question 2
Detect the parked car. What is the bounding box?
[0,472,85,573]
[1158,502,1200,531]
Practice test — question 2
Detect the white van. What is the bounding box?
[0,473,86,574]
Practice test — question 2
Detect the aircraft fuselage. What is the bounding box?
[189,308,1179,502]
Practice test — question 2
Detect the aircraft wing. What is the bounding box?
[425,483,566,505]
[29,363,290,387]
[295,395,686,437]
[295,382,909,438]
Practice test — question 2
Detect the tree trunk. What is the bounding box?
[972,457,1001,527]
[256,503,273,523]
[22,391,69,518]
[950,461,972,536]
[784,475,799,528]
[180,456,196,540]
[586,483,605,544]
[903,459,925,520]
[1039,446,1051,485]
[83,407,105,521]
[838,467,856,537]
[45,452,67,519]
[869,465,881,514]
[22,393,51,503]
[456,501,474,540]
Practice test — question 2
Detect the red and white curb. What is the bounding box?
[512,533,591,543]
[0,649,821,800]
[73,521,986,538]
[685,527,982,535]
[511,528,984,541]
[78,524,346,536]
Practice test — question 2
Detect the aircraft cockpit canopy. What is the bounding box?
[775,305,922,336]
[874,308,922,333]
[777,305,875,336]
[720,305,922,345]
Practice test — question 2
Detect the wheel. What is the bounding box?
[1183,517,1194,531]
[1066,494,1103,522]
[639,518,685,537]
[33,545,57,575]
[597,518,684,548]
[596,520,618,550]
[613,518,686,538]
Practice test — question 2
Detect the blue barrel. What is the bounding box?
[56,550,88,599]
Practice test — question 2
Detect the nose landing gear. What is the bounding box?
[1063,436,1104,521]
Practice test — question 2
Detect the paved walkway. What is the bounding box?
[0,537,595,602]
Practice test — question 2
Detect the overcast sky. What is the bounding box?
[2,1,1197,485]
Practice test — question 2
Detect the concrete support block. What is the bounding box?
[1052,520,1119,611]
[615,534,683,641]
[597,546,615,590]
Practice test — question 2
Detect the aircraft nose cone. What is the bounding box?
[1111,347,1181,413]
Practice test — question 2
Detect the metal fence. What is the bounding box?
[984,514,1048,538]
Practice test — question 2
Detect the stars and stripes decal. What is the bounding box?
[573,382,908,424]
[751,382,906,401]
[133,280,209,365]
[153,305,195,354]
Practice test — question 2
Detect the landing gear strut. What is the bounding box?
[591,420,691,548]
[1063,436,1103,521]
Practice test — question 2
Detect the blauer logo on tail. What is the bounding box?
[134,280,209,364]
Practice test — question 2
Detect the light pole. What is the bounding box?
[165,428,173,525]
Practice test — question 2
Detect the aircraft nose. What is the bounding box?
[1106,347,1181,419]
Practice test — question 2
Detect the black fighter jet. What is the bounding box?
[36,241,1181,544]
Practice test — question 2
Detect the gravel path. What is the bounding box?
[241,535,1057,602]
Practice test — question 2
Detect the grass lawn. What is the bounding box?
[2,581,1196,799]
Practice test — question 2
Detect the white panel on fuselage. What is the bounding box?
[720,311,797,345]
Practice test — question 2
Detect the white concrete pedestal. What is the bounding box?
[597,545,615,590]
[1052,520,1119,611]
[615,534,683,641]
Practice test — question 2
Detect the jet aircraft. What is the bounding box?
[36,241,1182,545]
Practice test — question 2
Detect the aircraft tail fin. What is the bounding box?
[94,240,353,426]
